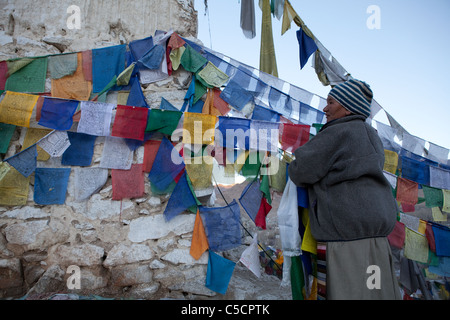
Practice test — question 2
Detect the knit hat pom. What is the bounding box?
[328,79,373,119]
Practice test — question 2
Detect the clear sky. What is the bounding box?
[194,0,450,151]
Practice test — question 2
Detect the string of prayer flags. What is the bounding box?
[190,209,209,260]
[99,136,133,170]
[126,76,149,108]
[0,91,39,128]
[77,101,114,136]
[5,57,47,93]
[280,123,310,153]
[34,168,71,205]
[4,144,37,177]
[37,130,71,158]
[146,109,182,135]
[61,131,97,167]
[92,44,126,93]
[252,104,280,123]
[148,137,185,193]
[205,250,236,295]
[296,27,318,69]
[0,123,16,153]
[38,97,79,130]
[111,164,145,200]
[112,105,149,141]
[396,177,418,205]
[180,44,208,73]
[163,171,198,221]
[48,53,78,79]
[199,199,242,252]
[182,112,216,145]
[0,165,30,206]
[73,167,108,202]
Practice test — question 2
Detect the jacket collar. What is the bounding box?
[319,114,367,132]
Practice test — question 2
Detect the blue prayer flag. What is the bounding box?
[5,144,37,177]
[296,27,318,69]
[34,168,71,205]
[205,250,236,295]
[61,132,97,167]
[163,171,197,221]
[38,97,79,131]
[239,178,263,222]
[92,44,126,93]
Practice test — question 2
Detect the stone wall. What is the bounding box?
[0,0,290,299]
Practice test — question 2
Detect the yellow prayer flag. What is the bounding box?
[383,149,399,174]
[182,112,216,145]
[22,128,52,161]
[432,207,447,222]
[185,156,214,191]
[443,189,450,213]
[404,227,429,264]
[0,91,39,128]
[0,166,30,206]
[300,209,317,255]
[281,0,298,35]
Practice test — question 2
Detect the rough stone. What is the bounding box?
[110,264,153,287]
[0,258,23,289]
[50,244,105,267]
[4,220,49,246]
[128,213,196,243]
[103,243,153,267]
[161,248,208,265]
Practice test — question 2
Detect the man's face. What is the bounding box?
[323,96,351,123]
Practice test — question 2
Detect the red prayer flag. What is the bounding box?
[387,221,405,249]
[425,223,436,253]
[112,105,148,141]
[112,163,145,200]
[280,123,310,152]
[0,61,7,90]
[143,140,162,172]
[255,197,272,230]
[396,177,418,205]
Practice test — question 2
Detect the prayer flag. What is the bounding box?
[404,228,429,263]
[199,200,242,252]
[37,130,71,158]
[163,171,198,221]
[126,75,149,108]
[5,57,47,93]
[34,168,71,205]
[111,105,148,141]
[146,109,182,135]
[422,185,443,208]
[4,144,37,177]
[38,97,79,131]
[180,45,208,73]
[92,44,126,93]
[0,165,30,206]
[73,167,108,202]
[239,236,261,278]
[396,177,418,205]
[111,164,145,200]
[21,128,52,161]
[148,137,185,192]
[48,53,78,79]
[432,225,450,257]
[0,123,16,154]
[239,178,263,222]
[182,112,216,145]
[139,44,165,70]
[401,156,430,185]
[143,140,162,172]
[197,61,230,88]
[99,136,133,170]
[61,131,97,167]
[0,61,7,90]
[77,101,114,136]
[0,91,39,128]
[255,196,272,230]
[387,221,406,249]
[190,209,209,260]
[296,27,318,69]
[280,123,310,153]
[384,149,399,174]
[205,250,236,295]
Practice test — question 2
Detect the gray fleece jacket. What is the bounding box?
[288,115,398,242]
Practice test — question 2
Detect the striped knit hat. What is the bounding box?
[328,79,373,119]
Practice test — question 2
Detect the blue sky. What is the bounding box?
[194,0,450,150]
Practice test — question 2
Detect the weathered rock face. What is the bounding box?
[0,0,291,300]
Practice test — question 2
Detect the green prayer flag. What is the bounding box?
[180,45,208,73]
[422,185,444,208]
[260,172,272,205]
[0,123,16,153]
[145,109,182,135]
[290,256,305,300]
[5,57,47,93]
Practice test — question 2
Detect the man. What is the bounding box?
[288,79,401,299]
